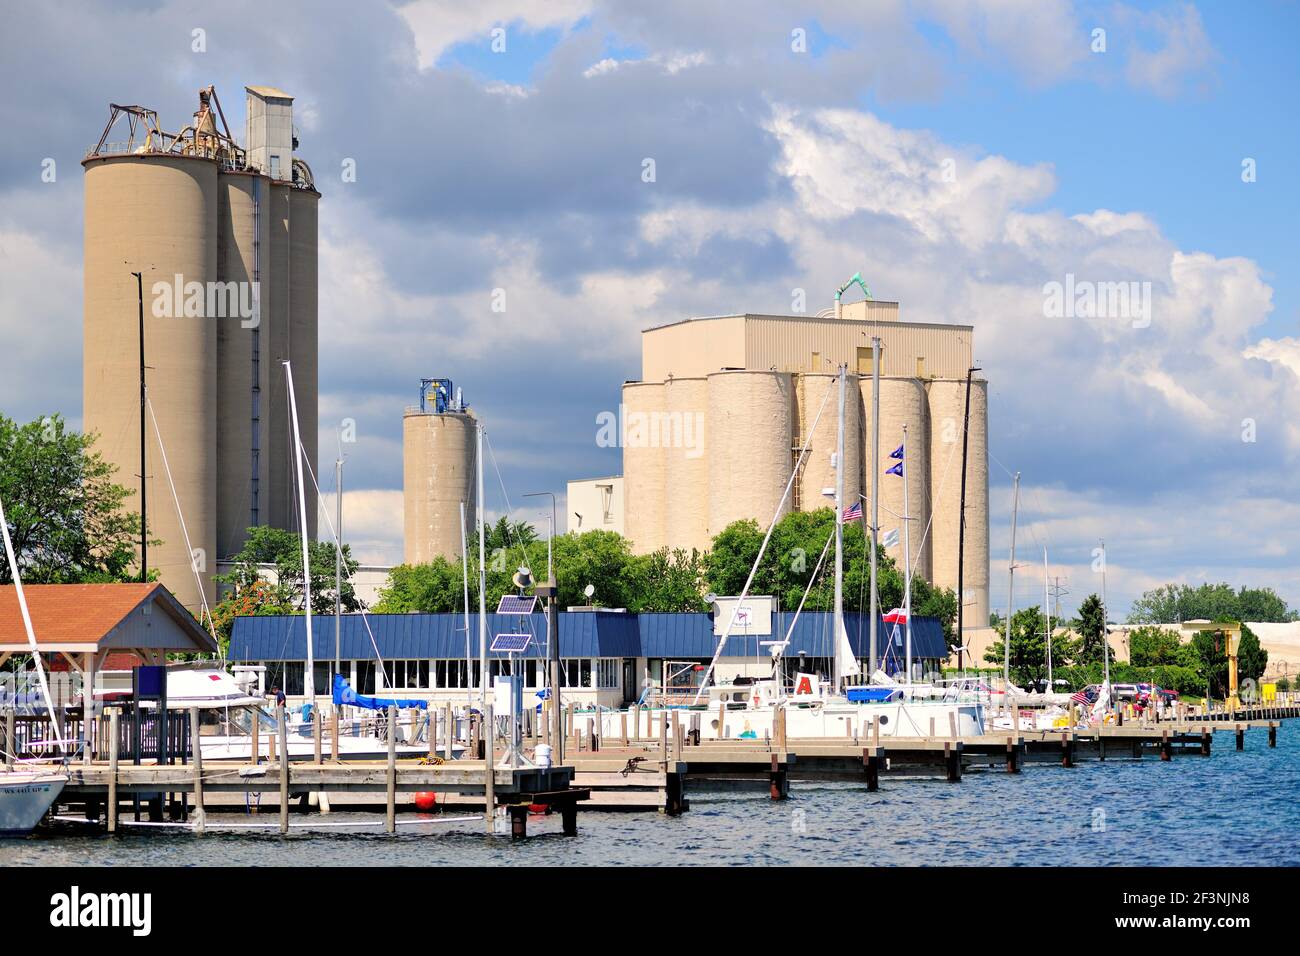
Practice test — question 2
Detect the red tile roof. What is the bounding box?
[0,583,211,652]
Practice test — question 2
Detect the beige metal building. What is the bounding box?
[622,299,990,629]
[82,85,319,616]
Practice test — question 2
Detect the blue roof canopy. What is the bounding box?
[228,611,948,662]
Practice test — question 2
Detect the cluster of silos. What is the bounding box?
[621,369,989,628]
[82,87,319,614]
[402,405,477,564]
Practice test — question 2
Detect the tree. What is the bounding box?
[215,526,363,619]
[1127,626,1183,666]
[1237,624,1268,685]
[626,548,709,612]
[982,607,1062,688]
[0,414,144,584]
[1128,582,1296,624]
[371,558,466,614]
[1072,594,1108,666]
[1190,630,1229,698]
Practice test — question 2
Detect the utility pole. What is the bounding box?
[133,271,147,582]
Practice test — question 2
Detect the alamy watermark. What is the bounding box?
[1043,273,1151,329]
[151,275,260,329]
[596,404,704,458]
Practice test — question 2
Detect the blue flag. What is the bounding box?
[889,444,904,460]
[885,461,903,477]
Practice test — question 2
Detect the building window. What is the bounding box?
[436,660,471,689]
[559,659,594,689]
[270,155,280,178]
[264,661,304,696]
[597,659,619,689]
[386,660,429,690]
[355,660,375,696]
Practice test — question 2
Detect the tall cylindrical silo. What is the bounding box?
[796,372,861,520]
[403,409,477,563]
[265,182,293,536]
[82,154,219,613]
[287,185,319,541]
[622,382,667,554]
[663,377,709,554]
[706,371,794,539]
[863,377,930,584]
[215,170,273,560]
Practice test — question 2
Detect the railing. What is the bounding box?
[2,708,189,763]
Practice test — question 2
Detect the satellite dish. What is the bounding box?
[583,584,595,599]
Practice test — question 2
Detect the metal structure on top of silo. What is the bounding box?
[82,85,319,615]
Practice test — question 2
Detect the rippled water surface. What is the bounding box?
[4,730,1297,866]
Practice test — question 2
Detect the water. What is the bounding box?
[4,731,1296,866]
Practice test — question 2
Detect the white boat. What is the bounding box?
[0,769,66,835]
[0,490,68,833]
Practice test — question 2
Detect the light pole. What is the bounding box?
[524,491,560,759]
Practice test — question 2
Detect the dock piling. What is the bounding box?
[1006,736,1019,774]
[386,705,397,834]
[277,704,289,835]
[190,707,205,835]
[1236,725,1245,751]
[313,706,322,765]
[484,704,495,834]
[107,709,119,833]
[1269,722,1277,748]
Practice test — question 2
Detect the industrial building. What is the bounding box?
[566,476,624,534]
[619,298,990,629]
[228,607,948,707]
[403,378,476,563]
[82,85,319,614]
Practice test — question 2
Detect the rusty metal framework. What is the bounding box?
[89,85,247,168]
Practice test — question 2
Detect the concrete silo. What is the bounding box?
[82,85,319,615]
[864,377,930,581]
[662,377,709,554]
[622,381,667,554]
[927,378,989,627]
[215,170,272,560]
[796,371,861,519]
[706,370,794,539]
[83,152,219,612]
[403,395,476,564]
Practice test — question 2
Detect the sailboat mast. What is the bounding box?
[868,336,881,678]
[285,361,315,701]
[0,492,62,743]
[476,421,487,710]
[335,456,343,677]
[1100,538,1110,689]
[1002,472,1020,707]
[903,423,912,683]
[460,500,472,709]
[833,365,845,692]
[1044,546,1051,690]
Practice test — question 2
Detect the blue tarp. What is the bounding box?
[332,674,427,711]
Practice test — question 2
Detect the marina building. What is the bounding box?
[82,85,319,615]
[227,608,948,708]
[615,299,990,629]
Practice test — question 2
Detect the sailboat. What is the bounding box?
[0,490,67,834]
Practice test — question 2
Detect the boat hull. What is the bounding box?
[0,774,66,834]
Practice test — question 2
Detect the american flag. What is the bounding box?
[842,501,863,522]
[1070,690,1091,705]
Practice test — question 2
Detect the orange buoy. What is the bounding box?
[414,792,438,811]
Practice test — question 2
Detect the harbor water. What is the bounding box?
[4,730,1296,866]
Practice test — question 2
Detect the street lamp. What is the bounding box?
[522,491,556,583]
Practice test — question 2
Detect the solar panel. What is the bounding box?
[496,594,537,615]
[490,633,532,653]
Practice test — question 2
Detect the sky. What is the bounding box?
[1,0,1297,620]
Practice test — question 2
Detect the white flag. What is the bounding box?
[882,528,900,549]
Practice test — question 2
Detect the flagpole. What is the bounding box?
[833,364,845,694]
[902,423,912,685]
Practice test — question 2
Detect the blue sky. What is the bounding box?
[1,0,1298,620]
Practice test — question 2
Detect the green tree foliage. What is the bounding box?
[703,509,959,650]
[1127,626,1186,666]
[211,527,362,647]
[982,607,1065,688]
[625,548,710,612]
[1128,582,1296,624]
[1237,624,1268,685]
[1190,629,1230,698]
[0,414,144,584]
[1072,593,1108,666]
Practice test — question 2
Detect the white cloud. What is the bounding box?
[1117,2,1219,97]
[396,0,593,70]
